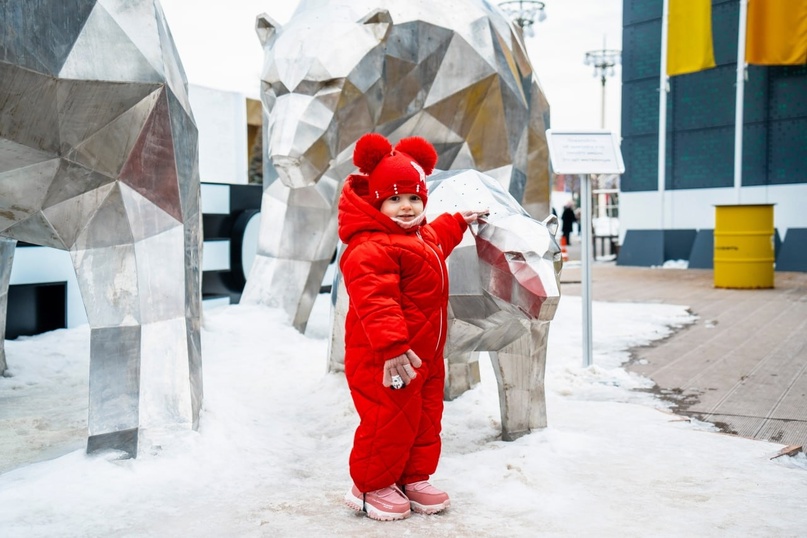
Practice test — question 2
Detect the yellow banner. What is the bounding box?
[667,0,717,76]
[746,0,807,65]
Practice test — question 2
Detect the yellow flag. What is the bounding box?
[667,0,717,76]
[746,0,807,65]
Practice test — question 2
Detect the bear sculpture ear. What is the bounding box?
[542,214,559,236]
[358,8,393,41]
[255,13,280,46]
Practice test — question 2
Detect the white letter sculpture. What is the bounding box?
[244,0,551,332]
[0,0,202,457]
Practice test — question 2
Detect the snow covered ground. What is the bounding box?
[1,292,805,537]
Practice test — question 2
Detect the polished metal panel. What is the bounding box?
[429,169,561,322]
[0,0,202,457]
[244,0,550,332]
[329,169,562,440]
[0,238,14,374]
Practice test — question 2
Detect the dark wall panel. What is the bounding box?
[6,282,67,339]
[621,0,807,192]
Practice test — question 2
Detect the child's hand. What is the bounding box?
[382,349,423,389]
[460,209,489,224]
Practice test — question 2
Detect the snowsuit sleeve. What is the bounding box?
[341,239,411,364]
[426,212,468,257]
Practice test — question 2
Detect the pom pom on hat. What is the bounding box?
[395,137,438,175]
[353,133,438,208]
[354,133,392,175]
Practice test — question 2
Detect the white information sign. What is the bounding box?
[546,129,625,175]
[545,129,625,369]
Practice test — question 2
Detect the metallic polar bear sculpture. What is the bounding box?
[0,0,202,457]
[329,170,562,440]
[243,0,551,333]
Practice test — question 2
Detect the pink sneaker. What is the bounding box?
[402,481,451,514]
[344,484,411,521]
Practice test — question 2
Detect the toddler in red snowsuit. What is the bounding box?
[338,133,485,521]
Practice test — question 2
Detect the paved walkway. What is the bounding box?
[560,244,807,448]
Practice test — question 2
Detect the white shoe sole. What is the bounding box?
[410,498,450,515]
[344,490,411,521]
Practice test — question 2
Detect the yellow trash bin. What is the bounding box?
[714,204,774,289]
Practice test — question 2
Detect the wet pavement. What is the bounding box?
[561,236,807,448]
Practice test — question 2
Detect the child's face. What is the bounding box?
[380,193,424,222]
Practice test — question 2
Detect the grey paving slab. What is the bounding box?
[703,322,807,418]
[561,263,807,447]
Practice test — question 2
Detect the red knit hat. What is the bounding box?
[353,133,438,208]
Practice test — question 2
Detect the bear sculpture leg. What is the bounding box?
[0,238,15,375]
[242,180,338,332]
[443,350,481,401]
[489,320,550,440]
[72,190,201,457]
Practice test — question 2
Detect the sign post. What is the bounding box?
[546,130,625,367]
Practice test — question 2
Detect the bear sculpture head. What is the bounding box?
[426,169,562,352]
[255,0,550,207]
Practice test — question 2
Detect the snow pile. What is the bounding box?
[1,294,805,536]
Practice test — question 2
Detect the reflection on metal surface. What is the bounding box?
[243,0,551,333]
[329,170,562,440]
[0,0,202,457]
[0,239,12,374]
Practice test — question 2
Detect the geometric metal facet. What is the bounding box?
[0,0,202,458]
[0,238,14,374]
[433,170,561,440]
[242,0,551,333]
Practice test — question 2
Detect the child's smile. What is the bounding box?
[380,193,424,221]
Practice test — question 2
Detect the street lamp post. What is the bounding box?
[498,1,547,37]
[578,43,619,370]
[584,42,621,129]
[583,41,621,220]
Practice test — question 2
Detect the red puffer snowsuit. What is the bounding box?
[338,174,467,493]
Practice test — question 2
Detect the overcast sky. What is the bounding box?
[159,0,624,134]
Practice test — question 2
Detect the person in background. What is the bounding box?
[561,200,577,246]
[337,132,486,521]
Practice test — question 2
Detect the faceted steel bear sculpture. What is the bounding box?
[243,0,551,333]
[0,0,202,457]
[329,169,562,440]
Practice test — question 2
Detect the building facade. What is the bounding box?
[620,0,806,267]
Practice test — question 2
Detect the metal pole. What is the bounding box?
[659,0,669,229]
[600,75,607,129]
[581,173,593,367]
[734,0,748,204]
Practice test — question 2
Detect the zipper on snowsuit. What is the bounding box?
[417,230,445,352]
